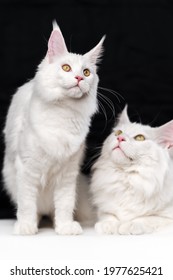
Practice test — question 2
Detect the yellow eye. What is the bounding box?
[115,130,123,136]
[134,134,145,141]
[83,69,90,77]
[62,64,71,72]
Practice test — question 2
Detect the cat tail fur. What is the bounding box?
[75,173,96,227]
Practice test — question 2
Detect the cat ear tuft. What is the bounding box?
[52,20,59,30]
[118,105,130,124]
[155,120,173,149]
[47,21,68,63]
[84,35,106,65]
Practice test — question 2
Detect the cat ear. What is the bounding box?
[47,21,68,63]
[154,120,173,149]
[118,105,130,124]
[84,35,106,65]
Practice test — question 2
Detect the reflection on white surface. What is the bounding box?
[0,219,173,261]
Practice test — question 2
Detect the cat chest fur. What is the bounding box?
[92,164,169,221]
[28,95,89,160]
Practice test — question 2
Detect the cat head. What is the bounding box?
[35,21,105,103]
[102,106,173,166]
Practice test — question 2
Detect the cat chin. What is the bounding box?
[111,148,132,165]
[67,87,88,99]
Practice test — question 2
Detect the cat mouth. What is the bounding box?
[113,145,126,155]
[113,146,132,160]
[113,145,122,151]
[67,86,88,99]
[74,82,80,87]
[69,83,84,91]
[69,84,79,89]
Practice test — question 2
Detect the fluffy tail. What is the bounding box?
[75,173,96,227]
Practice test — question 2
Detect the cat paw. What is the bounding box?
[118,221,154,235]
[14,221,38,235]
[95,221,119,234]
[55,221,83,235]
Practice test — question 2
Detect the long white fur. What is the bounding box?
[90,107,173,234]
[2,22,105,235]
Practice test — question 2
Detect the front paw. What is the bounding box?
[14,221,38,235]
[95,221,119,234]
[55,221,83,235]
[118,221,154,235]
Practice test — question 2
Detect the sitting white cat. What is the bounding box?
[91,106,173,234]
[2,21,105,235]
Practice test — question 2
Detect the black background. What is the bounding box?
[0,0,173,218]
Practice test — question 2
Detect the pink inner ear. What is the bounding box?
[47,30,67,63]
[156,120,173,149]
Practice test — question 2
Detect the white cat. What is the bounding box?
[2,21,105,235]
[91,106,173,234]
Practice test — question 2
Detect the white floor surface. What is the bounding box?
[0,219,173,279]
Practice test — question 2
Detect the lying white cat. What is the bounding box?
[90,106,173,234]
[2,21,105,235]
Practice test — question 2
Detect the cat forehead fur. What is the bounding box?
[114,106,153,137]
[114,121,151,138]
[40,52,96,74]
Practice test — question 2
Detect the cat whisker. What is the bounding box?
[69,34,73,53]
[97,91,116,120]
[89,145,103,151]
[98,86,125,103]
[97,100,108,125]
[82,151,102,170]
[148,112,161,126]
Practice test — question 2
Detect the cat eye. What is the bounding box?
[83,69,90,77]
[134,134,145,141]
[62,64,71,72]
[115,130,123,136]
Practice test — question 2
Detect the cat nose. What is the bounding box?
[75,76,83,83]
[117,136,125,142]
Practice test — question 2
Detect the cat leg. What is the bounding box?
[14,185,39,235]
[118,216,173,235]
[14,161,39,235]
[95,213,119,234]
[54,167,83,235]
[54,183,83,235]
[2,155,18,203]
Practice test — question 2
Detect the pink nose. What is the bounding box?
[117,136,125,142]
[75,76,83,83]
